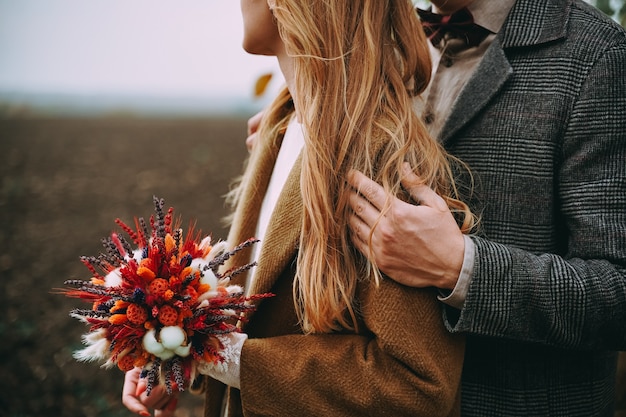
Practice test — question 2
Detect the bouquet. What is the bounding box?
[63,197,270,394]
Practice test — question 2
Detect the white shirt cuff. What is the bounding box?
[438,234,475,310]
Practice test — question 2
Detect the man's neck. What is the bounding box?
[431,0,474,14]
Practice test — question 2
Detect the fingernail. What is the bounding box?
[139,411,150,417]
[135,383,146,397]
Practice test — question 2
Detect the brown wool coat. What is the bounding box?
[202,127,464,417]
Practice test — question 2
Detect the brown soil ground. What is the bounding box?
[1,116,625,416]
[1,116,249,416]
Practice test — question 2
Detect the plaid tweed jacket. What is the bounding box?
[440,0,626,415]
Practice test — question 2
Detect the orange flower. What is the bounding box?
[148,278,169,296]
[111,300,130,313]
[126,303,148,325]
[134,355,148,368]
[158,305,179,326]
[180,266,194,282]
[165,233,176,253]
[117,354,136,372]
[108,314,128,325]
[137,266,156,281]
[183,286,198,304]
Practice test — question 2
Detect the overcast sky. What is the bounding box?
[0,0,282,101]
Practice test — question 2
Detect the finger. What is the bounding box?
[348,210,368,243]
[347,169,387,212]
[347,212,371,257]
[140,385,177,411]
[401,163,448,210]
[347,187,382,228]
[154,396,179,417]
[247,110,264,136]
[246,131,258,152]
[122,369,151,417]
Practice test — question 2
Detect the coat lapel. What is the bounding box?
[225,134,282,287]
[440,0,570,146]
[440,40,512,146]
[248,153,302,297]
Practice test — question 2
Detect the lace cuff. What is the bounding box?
[196,332,247,389]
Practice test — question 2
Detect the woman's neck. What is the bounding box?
[276,51,299,121]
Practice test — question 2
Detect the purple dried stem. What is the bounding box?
[162,360,173,394]
[207,238,259,270]
[221,262,257,281]
[145,359,161,396]
[138,217,150,243]
[101,237,123,266]
[171,358,185,392]
[69,308,112,318]
[153,196,166,239]
[117,234,134,259]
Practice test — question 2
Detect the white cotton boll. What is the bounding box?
[174,344,191,357]
[160,326,186,350]
[104,268,123,287]
[142,329,165,355]
[156,350,176,361]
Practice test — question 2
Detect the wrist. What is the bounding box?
[438,235,475,309]
[439,234,466,289]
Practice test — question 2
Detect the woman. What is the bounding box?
[123,1,474,416]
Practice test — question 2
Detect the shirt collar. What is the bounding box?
[467,0,517,34]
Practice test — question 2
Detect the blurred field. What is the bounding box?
[0,116,250,416]
[1,115,625,416]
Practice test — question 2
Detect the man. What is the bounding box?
[347,0,626,415]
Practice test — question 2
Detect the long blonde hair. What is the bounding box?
[256,0,474,334]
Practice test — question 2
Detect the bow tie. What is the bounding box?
[417,7,491,48]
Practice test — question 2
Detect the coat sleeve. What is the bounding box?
[446,40,626,350]
[239,281,464,417]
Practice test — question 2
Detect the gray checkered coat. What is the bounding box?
[439,0,626,415]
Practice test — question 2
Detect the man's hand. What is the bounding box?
[122,367,179,417]
[346,164,465,289]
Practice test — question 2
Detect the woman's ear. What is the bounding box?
[267,0,276,11]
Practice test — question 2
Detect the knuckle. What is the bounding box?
[377,223,395,243]
[363,184,377,201]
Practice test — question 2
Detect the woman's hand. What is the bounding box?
[121,367,179,417]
